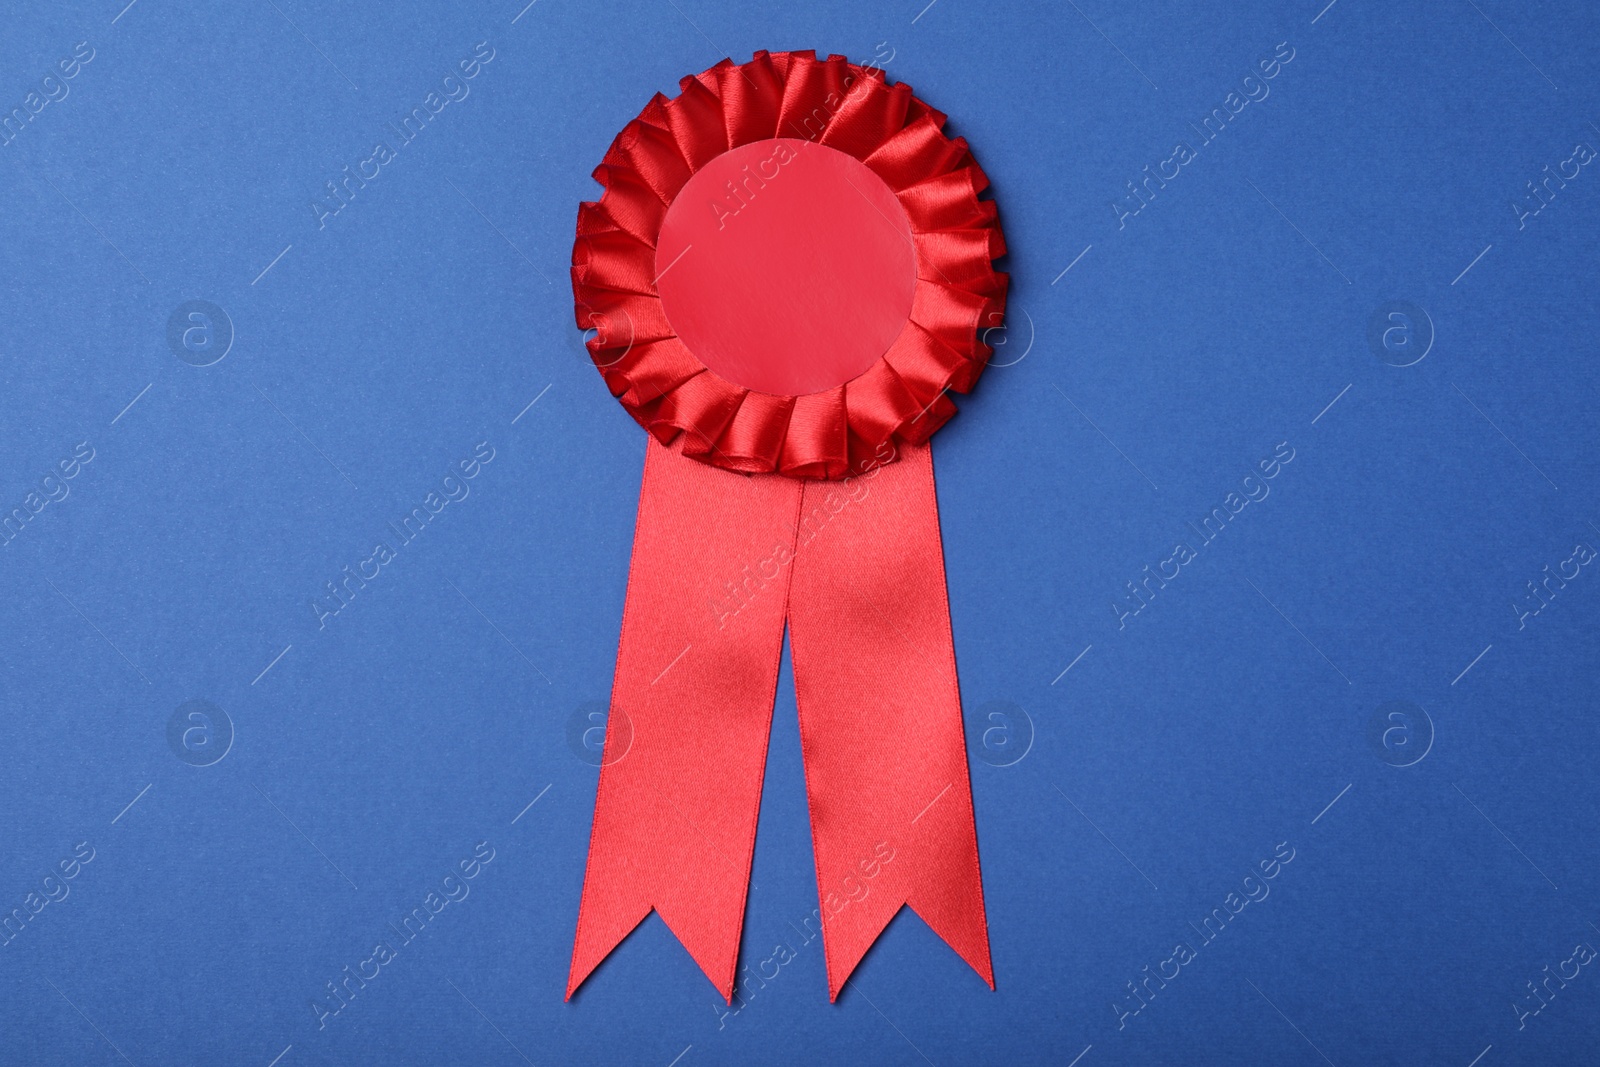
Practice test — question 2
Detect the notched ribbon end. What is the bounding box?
[567,898,745,1005]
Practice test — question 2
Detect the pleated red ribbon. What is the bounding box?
[568,50,1005,1001]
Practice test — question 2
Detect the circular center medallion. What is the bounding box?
[654,137,917,397]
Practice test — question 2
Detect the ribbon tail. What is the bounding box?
[787,441,994,1001]
[568,437,802,1002]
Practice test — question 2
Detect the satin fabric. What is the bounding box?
[568,437,992,1001]
[568,49,1005,1003]
[572,49,1008,480]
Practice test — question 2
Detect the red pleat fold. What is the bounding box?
[585,167,665,246]
[717,50,784,145]
[896,168,995,231]
[664,76,730,170]
[780,387,850,479]
[714,391,795,472]
[818,77,910,159]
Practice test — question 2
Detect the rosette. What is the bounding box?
[572,49,1007,479]
[568,50,1005,1004]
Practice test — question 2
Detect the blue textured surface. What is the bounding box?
[3,1,1599,1064]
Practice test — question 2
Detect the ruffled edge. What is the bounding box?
[573,50,1008,480]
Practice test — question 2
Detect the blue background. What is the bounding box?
[3,0,1598,1064]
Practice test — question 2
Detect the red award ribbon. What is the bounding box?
[568,50,1007,1002]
